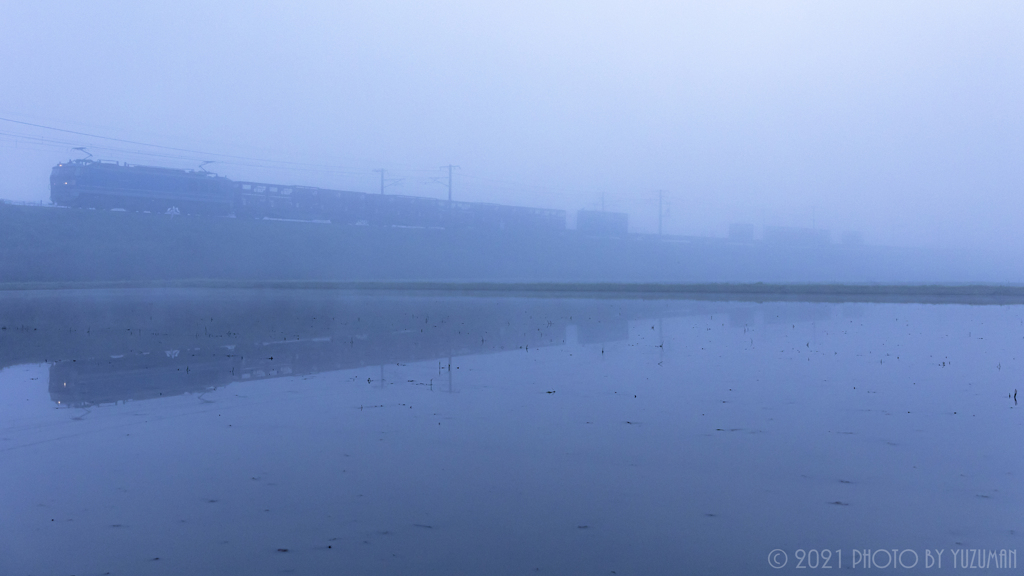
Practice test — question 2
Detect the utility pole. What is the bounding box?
[440,164,460,202]
[373,169,403,195]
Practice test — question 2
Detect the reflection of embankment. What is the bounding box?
[0,289,694,408]
[47,309,569,407]
[0,289,858,408]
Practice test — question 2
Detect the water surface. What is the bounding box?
[1,289,1020,574]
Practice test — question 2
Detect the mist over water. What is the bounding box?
[1,289,1021,574]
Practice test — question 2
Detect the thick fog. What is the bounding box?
[5,7,1024,570]
[2,1,1023,253]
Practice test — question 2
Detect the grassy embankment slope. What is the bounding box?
[0,203,582,282]
[0,203,1000,291]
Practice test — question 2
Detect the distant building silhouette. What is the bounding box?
[841,231,865,245]
[763,226,830,246]
[728,223,755,243]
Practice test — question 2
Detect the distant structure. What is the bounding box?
[577,210,628,236]
[728,223,755,243]
[763,226,830,246]
[841,231,865,245]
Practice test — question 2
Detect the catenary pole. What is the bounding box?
[441,164,460,202]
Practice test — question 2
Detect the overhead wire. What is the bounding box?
[0,116,369,175]
[0,130,370,178]
[0,116,671,213]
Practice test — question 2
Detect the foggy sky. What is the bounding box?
[2,1,1022,250]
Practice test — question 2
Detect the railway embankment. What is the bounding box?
[0,203,1007,286]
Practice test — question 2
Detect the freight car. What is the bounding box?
[577,209,629,236]
[51,159,567,232]
[232,178,565,231]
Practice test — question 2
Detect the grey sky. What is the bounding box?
[1,1,1022,249]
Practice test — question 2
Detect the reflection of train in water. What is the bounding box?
[1,289,830,409]
[16,292,646,408]
[49,159,567,231]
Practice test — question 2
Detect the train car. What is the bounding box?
[479,204,565,232]
[234,181,432,225]
[50,159,233,215]
[369,196,566,232]
[233,181,348,221]
[577,209,629,236]
[364,193,449,228]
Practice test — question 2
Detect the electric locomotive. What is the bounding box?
[50,159,233,215]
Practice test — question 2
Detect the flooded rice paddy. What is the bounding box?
[0,289,1021,575]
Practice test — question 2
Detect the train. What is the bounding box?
[49,158,568,232]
